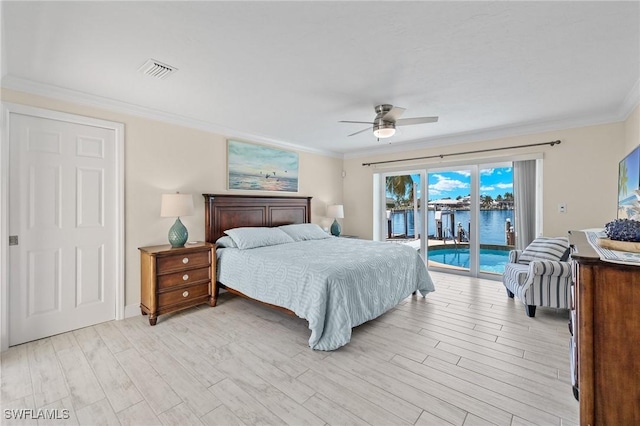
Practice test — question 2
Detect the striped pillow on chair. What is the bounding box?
[517,237,570,264]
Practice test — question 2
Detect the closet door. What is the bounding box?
[8,111,120,346]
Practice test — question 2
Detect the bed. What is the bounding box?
[204,194,435,350]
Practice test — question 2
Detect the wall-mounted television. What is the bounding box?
[618,144,640,220]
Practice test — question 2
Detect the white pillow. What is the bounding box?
[278,223,331,241]
[215,236,237,248]
[518,237,570,264]
[224,227,295,250]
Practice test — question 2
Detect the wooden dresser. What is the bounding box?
[569,231,640,425]
[139,242,216,325]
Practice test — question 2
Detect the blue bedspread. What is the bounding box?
[216,238,435,350]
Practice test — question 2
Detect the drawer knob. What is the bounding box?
[183,274,189,281]
[182,257,189,264]
[182,291,189,298]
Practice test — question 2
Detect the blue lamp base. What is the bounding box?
[168,217,188,248]
[330,219,341,237]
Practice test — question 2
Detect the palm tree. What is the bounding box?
[619,161,629,198]
[480,195,494,210]
[386,175,414,208]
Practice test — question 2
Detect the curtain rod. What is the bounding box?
[362,140,561,167]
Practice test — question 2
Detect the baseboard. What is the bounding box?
[124,303,140,319]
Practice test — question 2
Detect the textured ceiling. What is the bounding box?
[2,1,639,157]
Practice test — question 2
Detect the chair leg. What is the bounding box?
[525,305,537,317]
[506,288,514,298]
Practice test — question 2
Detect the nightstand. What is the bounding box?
[139,242,216,325]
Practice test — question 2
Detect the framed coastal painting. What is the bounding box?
[227,140,299,192]
[617,144,640,220]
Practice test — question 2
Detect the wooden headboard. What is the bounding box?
[203,194,312,243]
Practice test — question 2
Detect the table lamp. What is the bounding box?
[327,204,344,237]
[161,193,194,247]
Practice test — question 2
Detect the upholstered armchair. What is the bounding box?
[502,237,573,317]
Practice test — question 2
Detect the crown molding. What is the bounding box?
[4,74,638,162]
[343,104,635,160]
[0,75,344,159]
[347,79,640,159]
[619,77,640,120]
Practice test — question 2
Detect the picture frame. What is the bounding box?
[227,140,299,192]
[617,144,640,220]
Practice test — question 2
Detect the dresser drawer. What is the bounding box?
[158,267,211,289]
[158,283,210,307]
[157,250,210,273]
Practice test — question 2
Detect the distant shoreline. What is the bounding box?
[389,206,514,211]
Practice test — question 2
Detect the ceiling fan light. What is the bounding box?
[373,126,396,138]
[373,120,396,139]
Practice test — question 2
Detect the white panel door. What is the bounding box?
[9,113,117,346]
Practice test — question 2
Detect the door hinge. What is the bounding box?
[9,235,18,246]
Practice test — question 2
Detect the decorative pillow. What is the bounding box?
[517,237,570,264]
[278,223,331,241]
[215,236,237,248]
[224,227,295,250]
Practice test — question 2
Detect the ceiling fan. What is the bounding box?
[340,104,438,139]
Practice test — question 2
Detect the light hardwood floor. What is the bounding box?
[1,272,578,425]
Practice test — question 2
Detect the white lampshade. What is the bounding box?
[327,204,344,219]
[373,128,396,139]
[160,193,194,218]
[373,122,396,139]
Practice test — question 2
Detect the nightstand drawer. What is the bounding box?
[157,251,210,273]
[139,242,215,325]
[158,283,210,307]
[158,267,211,289]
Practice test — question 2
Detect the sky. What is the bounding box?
[429,168,513,200]
[228,140,299,178]
[390,167,514,200]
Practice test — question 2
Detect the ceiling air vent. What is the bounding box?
[138,59,178,79]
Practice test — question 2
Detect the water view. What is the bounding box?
[389,209,513,274]
[390,209,515,245]
[386,166,515,274]
[228,172,298,192]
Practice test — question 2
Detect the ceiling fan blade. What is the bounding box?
[395,116,439,126]
[339,120,375,124]
[347,127,372,137]
[381,106,406,121]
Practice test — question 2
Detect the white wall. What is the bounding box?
[1,88,344,308]
[624,104,639,155]
[343,121,629,240]
[3,86,638,309]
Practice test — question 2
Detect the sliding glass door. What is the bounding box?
[478,165,514,274]
[426,162,514,277]
[374,158,532,279]
[426,167,473,273]
[386,174,419,240]
[376,170,426,260]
